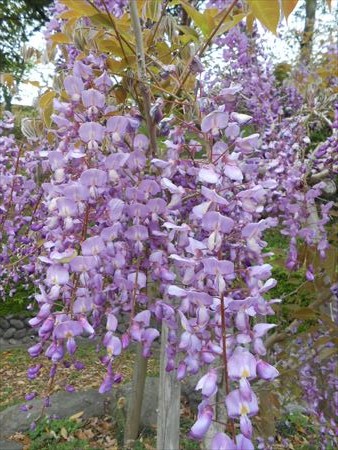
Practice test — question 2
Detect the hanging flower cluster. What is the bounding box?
[0,112,45,297]
[1,1,336,448]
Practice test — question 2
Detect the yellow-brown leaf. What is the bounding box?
[282,0,299,21]
[247,0,280,34]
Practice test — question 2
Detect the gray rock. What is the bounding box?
[9,319,25,330]
[284,402,308,414]
[3,328,15,339]
[21,336,31,344]
[8,338,19,345]
[0,318,10,330]
[0,328,4,337]
[23,318,31,326]
[0,440,23,450]
[6,315,14,320]
[0,378,159,438]
[14,329,27,340]
[0,390,115,438]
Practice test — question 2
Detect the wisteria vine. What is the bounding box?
[0,1,337,448]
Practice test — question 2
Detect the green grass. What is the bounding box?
[0,283,35,317]
[28,417,97,450]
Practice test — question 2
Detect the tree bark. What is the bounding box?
[2,86,13,111]
[299,0,317,66]
[123,343,148,448]
[156,322,181,450]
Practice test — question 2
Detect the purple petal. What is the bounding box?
[133,310,151,326]
[82,89,105,108]
[64,75,84,100]
[240,415,252,438]
[80,168,107,186]
[198,167,220,184]
[190,406,213,440]
[256,360,279,381]
[54,320,83,339]
[223,162,243,182]
[125,225,149,241]
[202,211,234,233]
[195,369,218,397]
[70,255,97,272]
[235,434,254,450]
[46,265,69,286]
[108,198,124,221]
[228,348,257,380]
[211,432,235,450]
[253,323,276,338]
[78,122,105,143]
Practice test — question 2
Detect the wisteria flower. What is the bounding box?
[78,122,105,149]
[64,75,84,101]
[190,404,213,440]
[195,369,218,397]
[201,110,229,135]
[46,265,69,286]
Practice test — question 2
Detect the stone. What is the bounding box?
[8,338,19,346]
[9,319,25,330]
[284,402,308,414]
[0,328,4,337]
[0,318,10,330]
[24,318,31,326]
[21,336,31,344]
[0,440,23,450]
[14,329,27,340]
[0,378,159,438]
[3,328,15,339]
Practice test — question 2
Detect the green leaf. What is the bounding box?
[39,90,55,127]
[50,33,71,44]
[143,0,162,21]
[173,0,214,37]
[96,39,128,57]
[89,13,114,28]
[59,0,98,17]
[247,0,280,34]
[215,13,246,37]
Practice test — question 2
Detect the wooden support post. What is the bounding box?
[124,343,148,448]
[157,322,181,450]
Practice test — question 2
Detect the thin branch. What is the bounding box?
[128,0,158,157]
[174,0,238,97]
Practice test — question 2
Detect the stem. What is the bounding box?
[147,0,169,49]
[1,145,22,230]
[81,204,90,242]
[220,293,235,439]
[100,0,128,61]
[220,294,230,396]
[128,0,158,158]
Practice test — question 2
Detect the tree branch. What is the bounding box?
[128,0,158,158]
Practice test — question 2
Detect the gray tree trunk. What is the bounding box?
[156,322,181,450]
[124,343,148,448]
[299,0,317,65]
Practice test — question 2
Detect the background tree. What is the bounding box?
[0,0,52,110]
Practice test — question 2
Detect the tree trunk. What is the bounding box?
[123,343,148,449]
[2,86,13,111]
[299,0,317,66]
[156,322,181,450]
